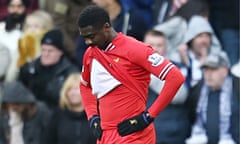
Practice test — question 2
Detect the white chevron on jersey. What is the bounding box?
[91,59,121,98]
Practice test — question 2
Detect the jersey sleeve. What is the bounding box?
[148,66,185,117]
[128,44,174,80]
[80,48,98,120]
[128,44,185,117]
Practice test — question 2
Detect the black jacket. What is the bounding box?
[18,56,79,108]
[44,108,96,144]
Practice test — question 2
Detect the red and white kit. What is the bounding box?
[80,33,185,143]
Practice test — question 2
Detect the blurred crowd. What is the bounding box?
[0,0,239,144]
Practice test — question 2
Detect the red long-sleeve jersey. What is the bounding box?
[80,33,185,130]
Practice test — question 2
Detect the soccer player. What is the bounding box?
[78,5,185,144]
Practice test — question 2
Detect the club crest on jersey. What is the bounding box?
[148,53,164,66]
[113,57,120,63]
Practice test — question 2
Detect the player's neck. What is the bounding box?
[109,28,118,41]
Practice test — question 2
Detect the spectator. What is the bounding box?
[0,0,39,21]
[18,29,79,109]
[0,81,52,144]
[44,73,96,144]
[153,0,209,60]
[178,15,221,88]
[0,0,29,31]
[186,51,239,144]
[0,0,29,82]
[177,16,222,125]
[18,10,54,67]
[144,30,190,144]
[143,30,167,56]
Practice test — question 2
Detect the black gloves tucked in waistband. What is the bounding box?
[117,111,154,136]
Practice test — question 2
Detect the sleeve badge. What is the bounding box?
[148,53,164,66]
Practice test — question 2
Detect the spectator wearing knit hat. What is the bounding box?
[18,29,79,109]
[41,29,64,52]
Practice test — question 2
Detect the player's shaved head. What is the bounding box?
[77,5,111,29]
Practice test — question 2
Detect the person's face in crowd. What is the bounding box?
[144,34,167,55]
[7,103,25,113]
[24,16,43,33]
[7,0,26,16]
[191,32,211,58]
[203,67,228,90]
[40,44,63,66]
[79,23,111,50]
[67,83,82,106]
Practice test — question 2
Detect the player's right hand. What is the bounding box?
[89,115,102,140]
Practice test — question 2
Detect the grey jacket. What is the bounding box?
[0,102,52,144]
[0,81,52,144]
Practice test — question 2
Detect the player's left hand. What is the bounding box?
[117,111,154,136]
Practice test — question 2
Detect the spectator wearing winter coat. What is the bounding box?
[44,73,96,144]
[153,0,210,60]
[178,15,221,88]
[186,51,239,144]
[0,81,52,144]
[18,29,79,109]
